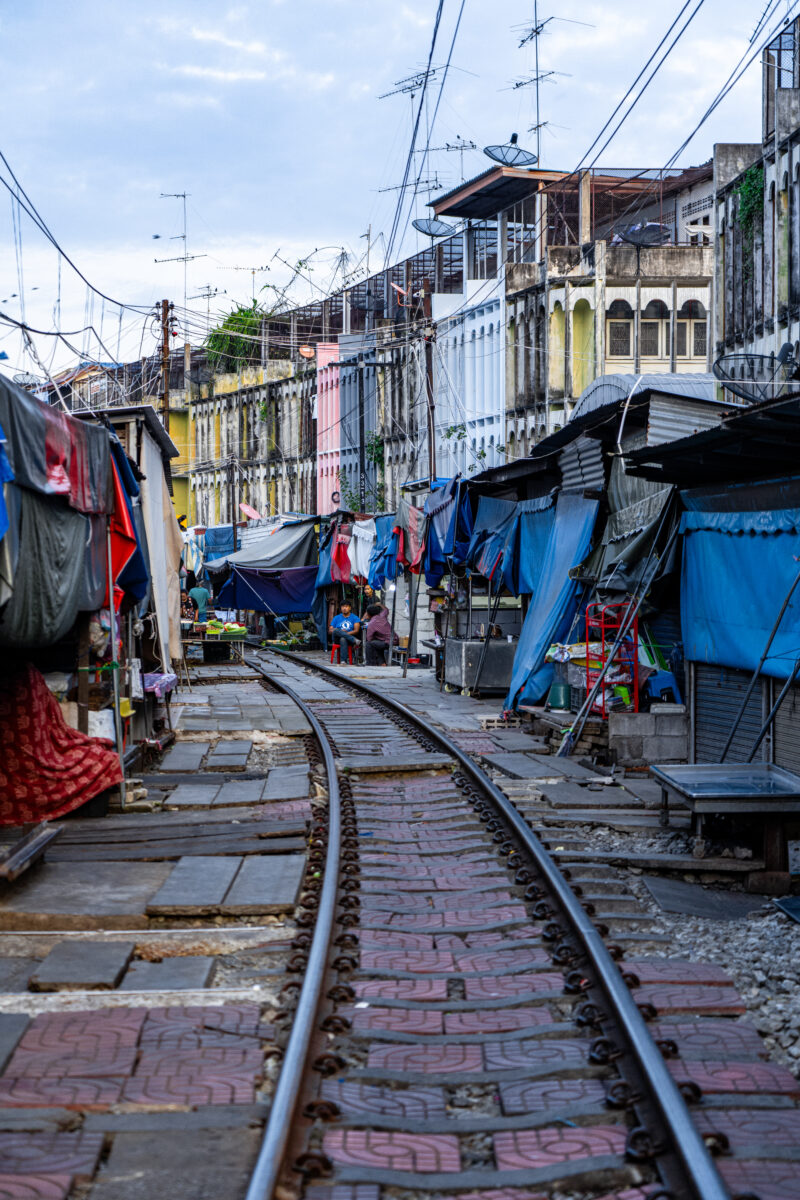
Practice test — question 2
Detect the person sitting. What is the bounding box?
[329,602,361,663]
[364,602,397,666]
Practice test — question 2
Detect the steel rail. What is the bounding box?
[244,665,341,1200]
[262,647,729,1200]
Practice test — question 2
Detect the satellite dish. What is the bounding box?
[617,222,672,247]
[484,132,537,168]
[239,502,263,520]
[13,372,41,390]
[298,345,315,359]
[412,218,455,237]
[713,347,800,405]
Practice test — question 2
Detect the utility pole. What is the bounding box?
[357,356,366,511]
[423,279,436,483]
[160,299,171,433]
[228,452,237,532]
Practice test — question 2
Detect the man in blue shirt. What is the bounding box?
[329,601,361,663]
[188,584,212,623]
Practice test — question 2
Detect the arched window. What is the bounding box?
[640,298,669,358]
[677,299,707,358]
[607,299,633,358]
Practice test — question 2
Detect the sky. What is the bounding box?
[0,0,784,379]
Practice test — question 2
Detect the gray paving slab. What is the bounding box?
[488,730,548,751]
[213,780,267,807]
[120,956,216,991]
[0,862,172,929]
[147,856,243,915]
[0,957,38,993]
[159,742,210,772]
[88,1128,261,1199]
[165,784,221,808]
[208,755,250,768]
[0,1014,28,1074]
[261,769,310,800]
[643,876,767,920]
[211,740,253,752]
[30,939,135,991]
[221,854,305,914]
[482,752,568,778]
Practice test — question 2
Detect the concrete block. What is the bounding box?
[609,735,645,763]
[644,733,688,763]
[609,712,655,736]
[652,713,688,736]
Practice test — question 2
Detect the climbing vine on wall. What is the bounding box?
[734,165,764,281]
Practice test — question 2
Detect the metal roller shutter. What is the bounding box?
[773,684,800,773]
[693,663,766,763]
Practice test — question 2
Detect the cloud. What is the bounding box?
[190,28,271,56]
[169,64,267,83]
[157,90,222,110]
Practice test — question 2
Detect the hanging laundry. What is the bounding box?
[348,518,376,581]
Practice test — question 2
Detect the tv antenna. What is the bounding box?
[415,135,478,182]
[217,265,271,303]
[155,192,206,312]
[484,133,538,168]
[378,174,444,194]
[510,6,589,164]
[189,285,225,325]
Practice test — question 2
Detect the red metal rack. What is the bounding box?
[585,601,639,717]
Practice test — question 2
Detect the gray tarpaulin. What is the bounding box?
[81,513,108,611]
[578,455,673,591]
[0,486,87,648]
[205,519,318,574]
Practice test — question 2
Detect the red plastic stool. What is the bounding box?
[331,643,354,665]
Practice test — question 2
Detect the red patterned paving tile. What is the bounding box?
[0,1133,103,1179]
[624,960,732,986]
[0,1175,73,1199]
[320,1081,447,1118]
[500,1077,607,1115]
[361,852,488,866]
[121,1069,256,1106]
[352,979,448,1000]
[435,935,468,950]
[368,907,529,930]
[464,927,542,947]
[140,1004,261,1044]
[359,932,435,949]
[693,1106,800,1147]
[651,1019,767,1061]
[444,1009,554,1035]
[361,895,435,912]
[465,973,564,1000]
[484,1038,591,1073]
[0,1077,125,1110]
[428,891,516,911]
[437,1192,547,1200]
[456,948,551,974]
[135,1047,263,1077]
[346,1007,444,1035]
[17,1010,144,1052]
[633,984,745,1016]
[719,1160,800,1199]
[667,1059,800,1097]
[367,1044,483,1073]
[324,1131,461,1173]
[363,877,508,894]
[494,1125,626,1169]
[4,1045,136,1080]
[359,950,455,973]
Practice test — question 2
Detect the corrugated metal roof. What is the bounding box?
[560,436,605,491]
[571,373,717,422]
[647,394,726,445]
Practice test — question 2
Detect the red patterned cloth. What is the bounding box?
[0,664,122,824]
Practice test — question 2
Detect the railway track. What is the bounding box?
[242,648,800,1200]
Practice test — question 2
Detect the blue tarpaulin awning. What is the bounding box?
[216,565,318,614]
[505,492,599,709]
[502,493,556,596]
[466,496,517,585]
[680,507,800,679]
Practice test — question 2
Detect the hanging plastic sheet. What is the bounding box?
[395,498,426,571]
[466,496,517,581]
[0,420,13,547]
[348,518,376,581]
[0,486,89,649]
[206,520,317,575]
[0,479,20,609]
[680,507,800,679]
[204,524,239,561]
[331,522,352,583]
[216,565,318,614]
[505,492,600,709]
[367,514,399,589]
[0,377,111,513]
[447,481,475,566]
[501,494,556,596]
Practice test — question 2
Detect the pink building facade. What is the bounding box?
[315,343,341,515]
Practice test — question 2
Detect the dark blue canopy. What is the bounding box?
[216,565,318,614]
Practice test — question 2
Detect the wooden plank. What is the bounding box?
[146,856,243,915]
[0,824,62,882]
[55,819,304,845]
[220,855,305,915]
[47,835,307,861]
